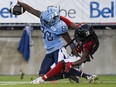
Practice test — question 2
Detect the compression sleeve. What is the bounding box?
[60,16,72,27]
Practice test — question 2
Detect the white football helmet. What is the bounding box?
[40,7,60,27]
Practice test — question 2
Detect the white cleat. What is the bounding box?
[87,75,99,83]
[31,77,44,84]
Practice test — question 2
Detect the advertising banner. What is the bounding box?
[0,0,116,24]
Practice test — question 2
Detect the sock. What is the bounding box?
[42,61,64,80]
[81,73,91,79]
[68,68,91,79]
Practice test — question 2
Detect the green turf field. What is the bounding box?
[0,75,116,87]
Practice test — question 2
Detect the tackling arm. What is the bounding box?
[61,32,78,56]
[18,0,41,18]
[73,49,88,66]
[65,48,88,72]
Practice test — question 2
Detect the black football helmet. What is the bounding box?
[75,24,93,38]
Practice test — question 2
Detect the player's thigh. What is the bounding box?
[53,49,59,63]
[55,48,68,63]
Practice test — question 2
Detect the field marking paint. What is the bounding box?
[0,81,69,85]
[0,81,31,85]
[0,80,116,85]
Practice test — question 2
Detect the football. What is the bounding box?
[9,4,25,15]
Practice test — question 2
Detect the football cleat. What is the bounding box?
[31,77,44,84]
[87,75,99,83]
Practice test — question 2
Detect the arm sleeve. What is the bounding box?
[60,16,72,27]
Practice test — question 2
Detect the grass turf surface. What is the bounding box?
[0,75,116,87]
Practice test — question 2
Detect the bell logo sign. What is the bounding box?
[0,2,17,18]
[90,1,115,18]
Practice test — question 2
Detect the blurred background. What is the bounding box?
[0,0,116,76]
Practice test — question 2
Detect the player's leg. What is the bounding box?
[42,53,81,82]
[32,48,67,84]
[32,53,55,84]
[39,53,54,76]
[31,60,65,84]
[46,49,67,80]
[68,68,98,83]
[63,55,96,83]
[42,60,65,80]
[46,48,68,80]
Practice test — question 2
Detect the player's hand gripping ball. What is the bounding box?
[9,3,25,15]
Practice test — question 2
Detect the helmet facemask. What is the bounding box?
[77,24,91,38]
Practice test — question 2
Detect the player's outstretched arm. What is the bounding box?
[18,0,41,18]
[60,16,76,29]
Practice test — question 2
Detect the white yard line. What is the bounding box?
[0,80,116,85]
[0,80,69,85]
[0,81,31,85]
